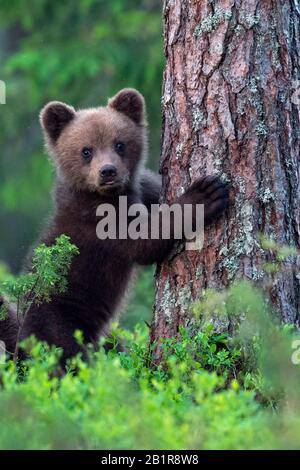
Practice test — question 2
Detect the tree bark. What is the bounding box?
[151,0,300,352]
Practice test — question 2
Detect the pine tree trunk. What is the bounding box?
[151,0,300,353]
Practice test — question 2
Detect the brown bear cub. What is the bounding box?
[1,88,229,363]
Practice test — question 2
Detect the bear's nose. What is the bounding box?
[100,164,117,180]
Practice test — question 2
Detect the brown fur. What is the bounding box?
[0,297,18,355]
[0,88,229,363]
[53,108,144,192]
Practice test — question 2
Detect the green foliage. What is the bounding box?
[0,326,264,450]
[193,275,300,409]
[0,237,300,449]
[1,266,300,449]
[0,235,79,358]
[259,235,298,272]
[0,235,78,308]
[0,309,299,450]
[122,266,155,329]
[0,261,10,282]
[160,325,241,375]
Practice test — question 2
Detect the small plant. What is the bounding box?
[259,235,299,276]
[159,324,241,377]
[0,238,300,449]
[0,235,79,361]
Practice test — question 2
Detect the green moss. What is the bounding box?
[258,187,275,204]
[195,265,204,279]
[220,256,240,280]
[175,142,184,159]
[270,19,281,70]
[251,266,265,281]
[239,11,260,29]
[176,285,193,311]
[237,96,246,115]
[254,29,265,69]
[192,108,206,131]
[194,7,232,37]
[156,278,175,324]
[219,201,258,280]
[246,77,268,137]
[255,122,268,136]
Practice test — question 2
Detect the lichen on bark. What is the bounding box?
[151,0,300,356]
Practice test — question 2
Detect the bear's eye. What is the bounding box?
[81,147,93,160]
[115,141,126,156]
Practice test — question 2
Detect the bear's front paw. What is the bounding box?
[182,175,230,222]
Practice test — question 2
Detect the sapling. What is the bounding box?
[0,235,79,362]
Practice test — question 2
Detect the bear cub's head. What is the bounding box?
[40,89,147,195]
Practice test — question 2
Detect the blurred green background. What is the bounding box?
[0,0,164,328]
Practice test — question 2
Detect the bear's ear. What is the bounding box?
[108,88,145,125]
[40,101,76,142]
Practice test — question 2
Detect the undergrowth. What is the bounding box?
[0,236,299,449]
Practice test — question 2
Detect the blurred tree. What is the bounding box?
[121,266,155,329]
[0,0,164,272]
[151,0,300,356]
